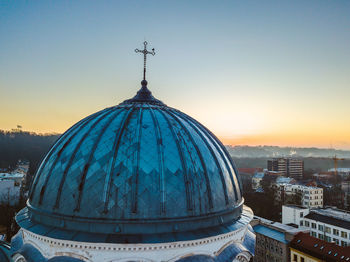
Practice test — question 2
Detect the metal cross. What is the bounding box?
[135,41,155,81]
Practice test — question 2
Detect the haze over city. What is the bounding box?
[1,1,349,149]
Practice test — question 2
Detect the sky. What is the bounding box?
[1,1,350,149]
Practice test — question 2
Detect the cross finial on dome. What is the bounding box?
[135,41,155,84]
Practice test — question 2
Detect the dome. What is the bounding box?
[23,82,244,243]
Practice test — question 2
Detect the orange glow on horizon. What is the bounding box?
[220,133,350,150]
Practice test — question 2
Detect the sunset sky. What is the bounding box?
[1,1,350,149]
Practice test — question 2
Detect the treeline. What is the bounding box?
[232,157,350,171]
[227,145,350,158]
[0,130,60,186]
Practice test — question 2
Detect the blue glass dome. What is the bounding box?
[23,81,244,242]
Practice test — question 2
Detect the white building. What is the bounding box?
[303,208,350,247]
[277,184,323,208]
[0,179,20,205]
[252,172,264,190]
[0,172,24,185]
[329,168,350,177]
[282,204,309,226]
[282,205,350,247]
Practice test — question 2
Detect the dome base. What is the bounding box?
[16,204,251,244]
[12,207,254,261]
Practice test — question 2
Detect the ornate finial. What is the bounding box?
[135,41,155,82]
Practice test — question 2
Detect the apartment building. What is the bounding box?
[283,205,350,247]
[303,208,350,247]
[251,216,308,262]
[282,205,310,227]
[267,158,304,178]
[277,184,323,208]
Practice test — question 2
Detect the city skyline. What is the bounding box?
[1,1,350,149]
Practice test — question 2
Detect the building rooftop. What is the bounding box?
[253,172,265,179]
[253,216,306,235]
[0,173,24,179]
[254,224,288,243]
[283,204,309,210]
[275,176,294,184]
[290,232,350,262]
[237,167,263,175]
[305,208,350,230]
[329,168,350,173]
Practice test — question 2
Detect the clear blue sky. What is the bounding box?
[1,1,350,148]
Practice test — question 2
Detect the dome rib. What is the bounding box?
[176,112,239,201]
[36,109,111,205]
[148,106,166,214]
[131,107,144,213]
[74,108,123,212]
[156,108,193,212]
[170,109,229,206]
[30,110,102,202]
[164,109,214,210]
[184,113,242,199]
[103,106,136,213]
[53,108,115,209]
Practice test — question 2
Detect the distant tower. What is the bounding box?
[268,158,303,179]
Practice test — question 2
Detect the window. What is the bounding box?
[300,212,304,217]
[312,223,316,229]
[342,241,347,247]
[325,226,331,233]
[341,231,348,238]
[333,229,339,236]
[311,231,317,237]
[318,225,324,231]
[301,257,305,262]
[325,236,332,242]
[293,254,297,262]
[300,221,303,226]
[305,221,310,227]
[318,233,324,240]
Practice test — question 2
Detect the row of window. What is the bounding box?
[304,195,322,200]
[310,232,348,246]
[302,221,349,240]
[303,190,322,194]
[303,200,322,206]
[256,237,283,255]
[292,253,305,262]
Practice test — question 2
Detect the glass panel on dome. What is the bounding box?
[160,109,211,215]
[173,111,227,211]
[184,114,237,202]
[30,112,99,204]
[78,109,128,217]
[54,109,116,214]
[106,108,139,219]
[41,109,112,212]
[154,109,188,217]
